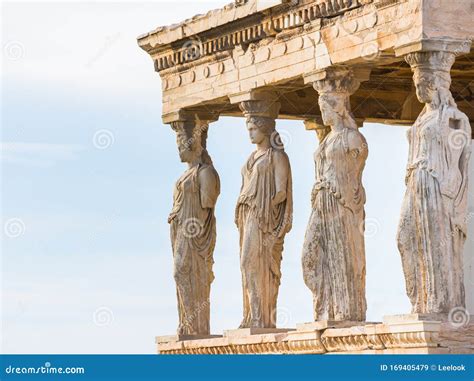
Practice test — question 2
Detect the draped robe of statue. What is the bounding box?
[169,162,220,334]
[397,104,471,313]
[236,147,293,328]
[302,126,368,321]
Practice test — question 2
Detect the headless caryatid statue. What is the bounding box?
[168,120,220,335]
[398,51,472,314]
[236,100,293,329]
[302,69,368,322]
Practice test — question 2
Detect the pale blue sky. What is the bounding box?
[2,1,472,354]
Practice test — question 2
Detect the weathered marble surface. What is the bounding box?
[169,120,220,335]
[156,315,474,354]
[398,51,472,314]
[236,99,293,328]
[302,69,368,322]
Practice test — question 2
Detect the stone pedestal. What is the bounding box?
[155,316,474,354]
[224,328,293,337]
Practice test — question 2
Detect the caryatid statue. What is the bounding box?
[302,69,368,322]
[398,51,472,314]
[236,98,293,329]
[168,117,220,335]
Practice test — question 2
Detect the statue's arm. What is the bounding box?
[345,130,368,213]
[453,113,472,212]
[440,110,471,200]
[347,130,368,160]
[272,152,289,206]
[199,166,220,209]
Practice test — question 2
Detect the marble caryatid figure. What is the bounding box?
[398,51,472,314]
[168,119,220,335]
[236,99,293,328]
[302,69,368,322]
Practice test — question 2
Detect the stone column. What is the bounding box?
[164,110,221,336]
[230,91,293,329]
[302,68,369,322]
[397,47,472,315]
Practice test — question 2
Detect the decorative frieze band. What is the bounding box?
[157,319,474,354]
[152,0,373,72]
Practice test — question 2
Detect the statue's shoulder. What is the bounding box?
[271,148,290,163]
[198,164,220,192]
[198,163,218,179]
[346,127,367,151]
[271,148,289,158]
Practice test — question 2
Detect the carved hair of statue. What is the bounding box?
[171,120,212,164]
[199,125,213,165]
[246,115,275,134]
[406,51,457,109]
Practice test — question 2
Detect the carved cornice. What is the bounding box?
[163,109,220,124]
[138,0,374,72]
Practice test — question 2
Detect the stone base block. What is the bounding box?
[296,320,366,331]
[156,315,474,354]
[224,328,293,338]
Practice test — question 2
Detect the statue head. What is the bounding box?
[171,121,210,164]
[318,93,358,130]
[239,98,281,148]
[246,116,276,145]
[313,69,359,130]
[406,51,456,108]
